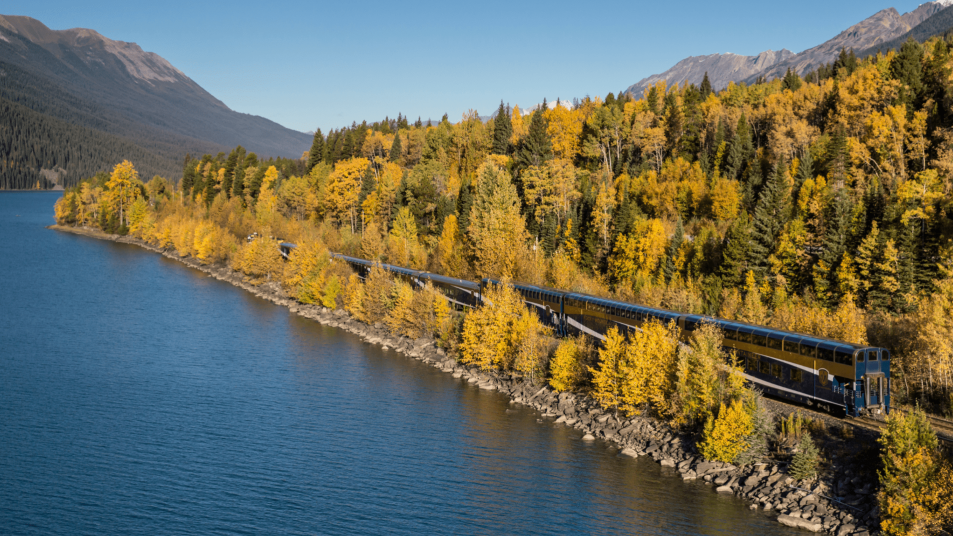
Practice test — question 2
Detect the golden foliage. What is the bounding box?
[700,399,753,463]
[549,336,588,392]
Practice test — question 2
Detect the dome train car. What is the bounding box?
[280,244,889,418]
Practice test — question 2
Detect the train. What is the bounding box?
[277,242,890,417]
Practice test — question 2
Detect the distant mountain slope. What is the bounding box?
[748,4,945,83]
[0,15,310,160]
[625,49,794,98]
[0,97,181,189]
[859,3,953,57]
[623,2,951,97]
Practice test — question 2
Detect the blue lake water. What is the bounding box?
[0,192,802,535]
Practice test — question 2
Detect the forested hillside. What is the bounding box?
[0,14,308,189]
[58,35,953,411]
[0,97,182,189]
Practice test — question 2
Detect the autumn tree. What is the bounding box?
[468,157,528,278]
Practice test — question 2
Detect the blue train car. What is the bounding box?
[682,315,890,417]
[418,272,481,309]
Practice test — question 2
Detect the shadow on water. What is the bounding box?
[0,192,801,535]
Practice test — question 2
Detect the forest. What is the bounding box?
[54,37,953,535]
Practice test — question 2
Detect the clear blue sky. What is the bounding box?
[4,0,936,133]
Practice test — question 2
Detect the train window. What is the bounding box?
[685,321,696,332]
[723,329,736,341]
[869,350,879,361]
[791,369,803,382]
[817,348,834,362]
[799,344,817,358]
[835,351,853,366]
[759,360,769,375]
[766,337,782,350]
[771,363,782,379]
[738,331,751,344]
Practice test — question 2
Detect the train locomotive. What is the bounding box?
[278,245,889,418]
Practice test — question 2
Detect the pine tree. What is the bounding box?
[222,148,239,199]
[307,129,325,172]
[795,149,814,190]
[663,217,684,283]
[517,104,553,170]
[700,72,713,98]
[456,178,474,234]
[789,432,820,481]
[389,132,402,162]
[725,113,752,182]
[492,100,512,156]
[719,211,751,288]
[749,160,791,275]
[181,155,194,194]
[890,39,924,108]
[782,68,803,92]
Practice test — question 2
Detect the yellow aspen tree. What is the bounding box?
[590,327,627,414]
[510,105,527,145]
[106,160,140,227]
[549,337,587,392]
[324,157,370,231]
[468,158,528,278]
[545,104,584,160]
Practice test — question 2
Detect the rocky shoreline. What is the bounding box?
[50,225,879,536]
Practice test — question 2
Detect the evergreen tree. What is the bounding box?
[750,160,791,275]
[789,433,820,481]
[222,147,239,199]
[492,100,513,156]
[181,155,195,194]
[725,113,752,182]
[456,178,474,234]
[389,132,403,162]
[890,39,924,108]
[663,217,684,283]
[719,212,751,288]
[700,71,713,99]
[517,104,553,169]
[795,149,814,190]
[782,68,803,92]
[307,129,325,172]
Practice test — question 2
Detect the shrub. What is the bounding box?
[789,432,820,481]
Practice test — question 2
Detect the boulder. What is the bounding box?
[582,433,596,441]
[778,515,823,532]
[715,484,733,493]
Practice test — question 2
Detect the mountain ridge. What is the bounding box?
[624,1,950,97]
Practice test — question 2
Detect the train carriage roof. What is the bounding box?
[419,273,481,291]
[688,314,873,352]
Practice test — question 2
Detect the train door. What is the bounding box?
[863,349,884,409]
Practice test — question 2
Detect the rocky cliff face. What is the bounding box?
[751,4,946,83]
[625,49,794,98]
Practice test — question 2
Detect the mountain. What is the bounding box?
[859,2,953,58]
[0,15,310,188]
[623,2,951,98]
[625,49,794,98]
[749,3,948,83]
